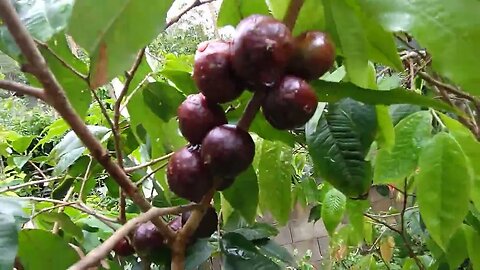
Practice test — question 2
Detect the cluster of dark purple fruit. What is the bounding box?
[112,14,335,259]
[168,14,335,203]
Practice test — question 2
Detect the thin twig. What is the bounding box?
[69,204,200,270]
[28,161,48,180]
[0,177,58,193]
[125,153,173,173]
[34,40,88,82]
[237,91,266,130]
[135,162,168,186]
[364,213,401,234]
[90,88,115,130]
[0,80,46,100]
[78,157,93,201]
[283,0,305,30]
[113,49,145,224]
[0,0,175,242]
[165,0,217,29]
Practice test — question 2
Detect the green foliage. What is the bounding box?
[1,0,480,269]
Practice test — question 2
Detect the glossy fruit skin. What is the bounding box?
[193,40,244,103]
[113,238,135,257]
[181,206,218,238]
[217,177,236,191]
[168,216,182,232]
[167,146,213,202]
[232,15,294,89]
[133,222,164,256]
[262,76,318,130]
[177,94,227,144]
[288,31,335,81]
[201,125,255,178]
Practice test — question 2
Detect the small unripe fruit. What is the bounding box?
[113,238,135,257]
[201,125,255,178]
[193,40,244,103]
[288,31,335,81]
[167,147,213,202]
[177,94,227,144]
[232,15,293,89]
[181,207,218,239]
[133,222,164,256]
[262,76,318,130]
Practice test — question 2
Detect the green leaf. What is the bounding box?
[462,224,480,270]
[13,155,30,169]
[217,0,270,27]
[40,33,91,118]
[143,82,185,122]
[222,166,259,224]
[0,197,28,225]
[389,104,421,125]
[346,199,369,244]
[221,232,280,270]
[374,111,432,185]
[321,188,346,235]
[11,136,34,153]
[68,0,174,87]
[360,14,403,71]
[0,0,74,58]
[376,105,395,151]
[359,0,480,95]
[311,80,459,114]
[185,239,214,270]
[0,213,18,270]
[306,98,376,198]
[17,229,79,270]
[444,228,468,269]
[292,0,325,36]
[255,139,293,225]
[323,0,370,88]
[265,0,290,20]
[255,239,296,267]
[232,223,278,241]
[417,132,472,250]
[51,126,110,158]
[250,112,295,147]
[38,212,83,242]
[440,114,480,212]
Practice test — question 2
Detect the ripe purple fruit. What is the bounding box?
[262,76,318,130]
[181,206,218,239]
[217,177,236,191]
[232,15,293,89]
[113,238,135,257]
[193,40,244,103]
[201,125,255,178]
[167,146,213,202]
[288,31,335,81]
[133,222,164,256]
[177,93,227,144]
[168,216,182,232]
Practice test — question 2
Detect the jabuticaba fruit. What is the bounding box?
[232,15,293,89]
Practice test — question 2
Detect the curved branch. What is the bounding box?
[0,0,175,241]
[69,204,200,270]
[166,0,217,29]
[0,80,46,100]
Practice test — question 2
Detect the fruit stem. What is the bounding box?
[283,0,305,30]
[237,90,267,131]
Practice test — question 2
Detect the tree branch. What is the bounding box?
[283,0,304,30]
[0,0,175,242]
[165,0,217,29]
[171,187,216,270]
[125,152,173,173]
[69,204,200,270]
[0,80,46,100]
[0,177,58,194]
[237,91,266,130]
